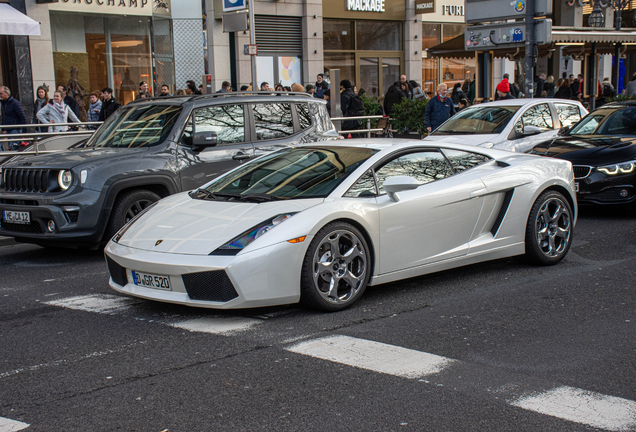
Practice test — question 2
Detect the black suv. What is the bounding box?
[0,92,337,248]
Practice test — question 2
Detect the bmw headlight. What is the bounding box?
[212,213,297,255]
[58,170,73,190]
[596,161,636,176]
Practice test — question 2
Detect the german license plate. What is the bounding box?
[574,182,579,193]
[2,210,30,224]
[131,271,171,291]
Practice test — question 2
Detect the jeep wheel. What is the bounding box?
[104,189,160,243]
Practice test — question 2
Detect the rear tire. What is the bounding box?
[300,222,371,312]
[523,190,573,266]
[103,189,160,243]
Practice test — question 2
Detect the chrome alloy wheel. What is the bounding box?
[534,197,572,257]
[312,229,368,305]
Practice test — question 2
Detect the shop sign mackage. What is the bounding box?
[323,0,404,20]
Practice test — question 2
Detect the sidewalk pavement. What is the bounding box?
[0,236,15,246]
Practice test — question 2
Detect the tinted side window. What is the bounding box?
[344,169,377,197]
[442,149,491,172]
[253,103,294,140]
[555,103,581,127]
[375,150,454,194]
[515,103,553,133]
[297,103,312,130]
[194,105,245,145]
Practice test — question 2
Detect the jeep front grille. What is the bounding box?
[3,169,50,193]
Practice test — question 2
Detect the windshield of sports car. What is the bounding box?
[85,104,182,148]
[569,106,636,136]
[192,146,377,201]
[433,106,521,135]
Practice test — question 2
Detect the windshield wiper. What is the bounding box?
[238,193,282,202]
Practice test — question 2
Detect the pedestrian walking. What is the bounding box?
[36,90,80,132]
[626,73,636,96]
[340,79,364,137]
[34,85,50,133]
[544,75,555,97]
[217,81,231,93]
[57,85,80,120]
[411,81,427,100]
[98,87,121,122]
[159,85,171,97]
[451,83,466,105]
[0,86,28,151]
[399,75,413,100]
[555,79,573,99]
[495,80,516,100]
[383,82,406,117]
[425,83,455,133]
[87,91,102,129]
[535,73,546,98]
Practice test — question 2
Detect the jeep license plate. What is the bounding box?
[2,210,30,225]
[131,270,171,291]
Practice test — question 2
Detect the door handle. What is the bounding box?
[232,153,251,161]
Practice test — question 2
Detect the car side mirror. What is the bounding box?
[383,176,420,202]
[558,125,571,135]
[192,131,218,149]
[521,125,542,136]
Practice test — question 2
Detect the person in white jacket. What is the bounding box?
[36,90,80,132]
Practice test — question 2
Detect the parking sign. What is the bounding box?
[223,0,247,12]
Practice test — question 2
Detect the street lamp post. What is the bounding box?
[589,1,605,111]
[611,0,630,92]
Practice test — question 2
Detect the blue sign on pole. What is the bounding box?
[224,0,247,12]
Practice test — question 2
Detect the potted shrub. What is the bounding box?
[390,97,429,138]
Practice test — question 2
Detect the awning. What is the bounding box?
[0,4,40,36]
[427,26,636,59]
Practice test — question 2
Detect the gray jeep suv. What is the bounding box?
[0,92,337,248]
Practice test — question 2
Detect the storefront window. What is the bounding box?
[51,12,154,106]
[324,52,356,84]
[323,20,355,51]
[356,21,403,51]
[422,23,441,97]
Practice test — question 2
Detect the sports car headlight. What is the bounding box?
[596,161,636,176]
[112,201,158,244]
[213,213,297,255]
[480,142,495,149]
[58,170,73,190]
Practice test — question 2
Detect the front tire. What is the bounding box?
[524,190,573,265]
[300,222,370,312]
[103,189,160,243]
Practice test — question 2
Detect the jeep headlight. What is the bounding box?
[58,170,73,190]
[596,161,636,176]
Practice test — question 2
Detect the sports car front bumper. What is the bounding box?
[104,238,312,309]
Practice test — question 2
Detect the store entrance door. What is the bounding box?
[356,54,402,101]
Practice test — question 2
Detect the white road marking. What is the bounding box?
[286,335,456,379]
[169,317,261,334]
[510,386,636,432]
[0,417,29,431]
[288,335,636,430]
[45,294,143,313]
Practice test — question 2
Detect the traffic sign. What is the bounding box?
[464,19,552,51]
[465,0,552,24]
[223,0,247,13]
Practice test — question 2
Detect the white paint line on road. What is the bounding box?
[0,417,29,432]
[286,335,456,379]
[510,386,636,432]
[169,317,262,334]
[45,294,142,313]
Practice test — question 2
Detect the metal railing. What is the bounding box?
[331,115,388,138]
[0,122,101,156]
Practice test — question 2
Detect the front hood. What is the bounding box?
[529,136,636,165]
[118,194,323,255]
[423,134,499,146]
[5,147,149,170]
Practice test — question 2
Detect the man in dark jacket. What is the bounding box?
[99,87,121,122]
[496,80,516,100]
[383,82,406,117]
[425,83,455,133]
[57,85,80,119]
[0,86,28,151]
[340,79,361,136]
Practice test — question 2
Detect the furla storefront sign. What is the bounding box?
[346,0,386,12]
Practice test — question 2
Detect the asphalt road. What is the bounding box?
[1,206,635,432]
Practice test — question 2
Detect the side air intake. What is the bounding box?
[490,189,514,236]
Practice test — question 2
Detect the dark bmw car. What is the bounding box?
[529,102,636,207]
